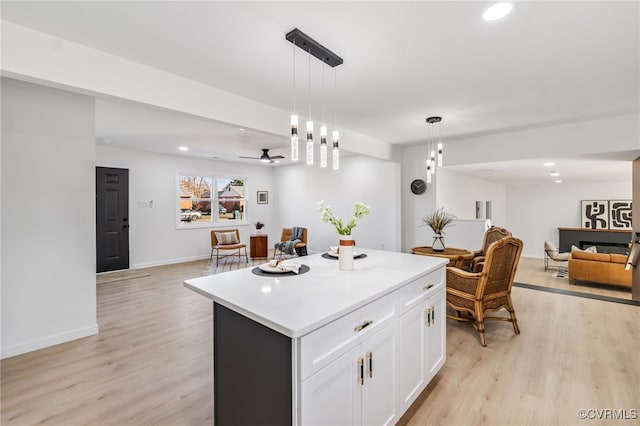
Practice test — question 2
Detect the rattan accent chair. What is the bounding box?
[210,229,248,266]
[446,236,523,347]
[469,226,512,272]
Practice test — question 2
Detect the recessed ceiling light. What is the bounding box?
[543,162,554,167]
[550,171,560,177]
[483,3,513,21]
[179,146,189,151]
[239,128,246,131]
[555,180,563,183]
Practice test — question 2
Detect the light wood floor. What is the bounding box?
[1,255,638,426]
[515,257,632,300]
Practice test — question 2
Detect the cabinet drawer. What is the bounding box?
[398,268,444,313]
[300,291,398,381]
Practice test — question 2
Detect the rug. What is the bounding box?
[97,269,150,284]
[555,267,568,278]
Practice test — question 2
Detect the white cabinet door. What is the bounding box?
[426,289,446,382]
[361,323,397,426]
[301,346,362,426]
[397,302,427,413]
[301,324,398,426]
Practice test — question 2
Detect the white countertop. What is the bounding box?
[184,249,447,338]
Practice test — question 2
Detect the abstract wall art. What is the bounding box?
[609,200,632,230]
[581,199,632,230]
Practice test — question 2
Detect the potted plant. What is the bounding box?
[318,201,371,270]
[254,221,265,234]
[420,208,456,251]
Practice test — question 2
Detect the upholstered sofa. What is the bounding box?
[568,250,631,287]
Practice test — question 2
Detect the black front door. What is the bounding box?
[96,167,129,273]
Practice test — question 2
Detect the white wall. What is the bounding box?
[273,155,401,254]
[96,145,277,268]
[445,113,639,166]
[1,78,97,359]
[401,145,437,252]
[436,168,507,225]
[507,181,632,259]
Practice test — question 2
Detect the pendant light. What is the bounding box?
[285,28,343,170]
[320,63,328,168]
[426,116,443,181]
[306,47,314,165]
[290,38,299,162]
[332,67,340,170]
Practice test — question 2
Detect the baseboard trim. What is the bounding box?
[513,282,640,306]
[131,254,210,269]
[1,324,99,359]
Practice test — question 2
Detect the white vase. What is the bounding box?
[339,234,354,271]
[432,233,445,252]
[255,229,262,235]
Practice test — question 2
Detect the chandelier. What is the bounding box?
[426,116,443,183]
[286,28,343,170]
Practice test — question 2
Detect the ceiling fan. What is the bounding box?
[239,149,285,163]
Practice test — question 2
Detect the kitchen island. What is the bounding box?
[184,249,448,426]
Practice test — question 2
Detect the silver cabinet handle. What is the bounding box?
[422,284,435,291]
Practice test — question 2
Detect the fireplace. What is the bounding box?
[579,240,629,255]
[559,227,631,254]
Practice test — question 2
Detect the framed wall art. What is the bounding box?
[257,191,268,204]
[581,200,609,229]
[609,200,632,230]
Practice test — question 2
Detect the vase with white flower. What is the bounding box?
[318,201,371,270]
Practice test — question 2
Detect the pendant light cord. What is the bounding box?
[322,62,325,125]
[292,38,296,113]
[308,48,312,120]
[334,68,337,128]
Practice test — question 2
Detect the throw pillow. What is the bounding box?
[216,231,239,245]
[571,245,597,253]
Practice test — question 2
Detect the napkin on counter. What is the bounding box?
[269,259,302,274]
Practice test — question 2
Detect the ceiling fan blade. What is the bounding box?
[239,156,260,159]
[271,155,285,159]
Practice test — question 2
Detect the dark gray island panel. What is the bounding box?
[214,303,292,426]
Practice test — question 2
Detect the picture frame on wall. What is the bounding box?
[257,191,268,204]
[581,200,608,229]
[609,200,632,230]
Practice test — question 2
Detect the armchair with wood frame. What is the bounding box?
[210,229,248,267]
[446,236,523,347]
[274,227,308,258]
[468,226,512,272]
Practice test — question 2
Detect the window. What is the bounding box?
[178,173,246,227]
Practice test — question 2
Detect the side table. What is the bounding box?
[410,246,474,269]
[250,234,268,258]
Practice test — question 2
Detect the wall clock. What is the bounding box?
[410,179,427,195]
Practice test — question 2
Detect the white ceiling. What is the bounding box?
[2,1,639,182]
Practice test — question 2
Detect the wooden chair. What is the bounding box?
[446,236,523,347]
[274,227,308,258]
[469,226,512,272]
[210,229,248,266]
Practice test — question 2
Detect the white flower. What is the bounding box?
[318,201,371,235]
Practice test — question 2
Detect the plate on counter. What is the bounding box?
[258,263,295,273]
[324,251,366,259]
